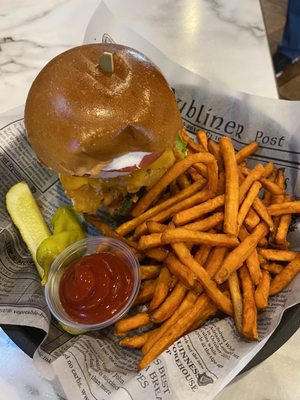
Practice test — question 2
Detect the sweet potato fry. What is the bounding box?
[134,279,157,305]
[217,170,225,195]
[85,214,139,250]
[169,180,180,194]
[161,228,239,248]
[172,242,233,316]
[192,161,208,177]
[275,214,292,247]
[255,270,271,309]
[188,299,218,332]
[262,168,277,205]
[228,271,243,334]
[220,137,239,236]
[132,152,218,216]
[140,265,161,280]
[119,330,157,349]
[134,189,215,238]
[252,198,274,231]
[139,233,163,250]
[187,167,204,182]
[262,188,273,207]
[258,253,268,266]
[275,195,292,246]
[133,223,149,239]
[239,265,258,340]
[205,247,228,278]
[180,129,195,147]
[263,162,275,178]
[177,173,191,189]
[267,201,300,216]
[244,207,261,229]
[115,312,151,336]
[235,142,259,164]
[273,168,286,201]
[238,163,265,204]
[258,249,298,262]
[142,291,198,356]
[206,158,219,193]
[259,177,284,195]
[237,181,262,230]
[262,263,284,275]
[150,281,188,323]
[146,221,167,234]
[144,248,169,262]
[269,169,285,241]
[168,275,178,290]
[194,244,212,266]
[164,253,199,290]
[154,190,215,223]
[183,212,224,232]
[258,237,268,247]
[239,225,262,285]
[116,179,206,236]
[246,249,262,286]
[140,293,217,369]
[187,137,206,153]
[269,255,300,295]
[215,222,269,284]
[208,139,224,171]
[197,130,208,151]
[173,194,224,226]
[149,266,172,311]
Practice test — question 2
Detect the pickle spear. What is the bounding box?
[6,181,50,278]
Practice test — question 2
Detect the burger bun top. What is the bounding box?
[24,43,183,177]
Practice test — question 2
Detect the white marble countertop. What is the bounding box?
[1,0,299,399]
[0,0,278,117]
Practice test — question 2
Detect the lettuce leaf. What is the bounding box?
[175,134,188,157]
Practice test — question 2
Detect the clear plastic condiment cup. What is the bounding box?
[45,236,140,333]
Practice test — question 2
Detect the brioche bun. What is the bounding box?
[24,43,183,177]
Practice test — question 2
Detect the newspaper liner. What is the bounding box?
[0,2,300,399]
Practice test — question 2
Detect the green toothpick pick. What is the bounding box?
[99,52,114,74]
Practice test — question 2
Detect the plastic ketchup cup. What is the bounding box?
[45,236,140,332]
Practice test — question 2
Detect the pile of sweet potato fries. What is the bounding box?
[86,130,300,370]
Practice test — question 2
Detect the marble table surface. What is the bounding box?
[0,0,299,399]
[0,0,278,116]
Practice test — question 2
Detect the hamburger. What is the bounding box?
[24,43,184,214]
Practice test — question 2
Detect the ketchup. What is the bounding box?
[59,252,134,324]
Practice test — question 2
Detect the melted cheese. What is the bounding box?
[60,148,175,214]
